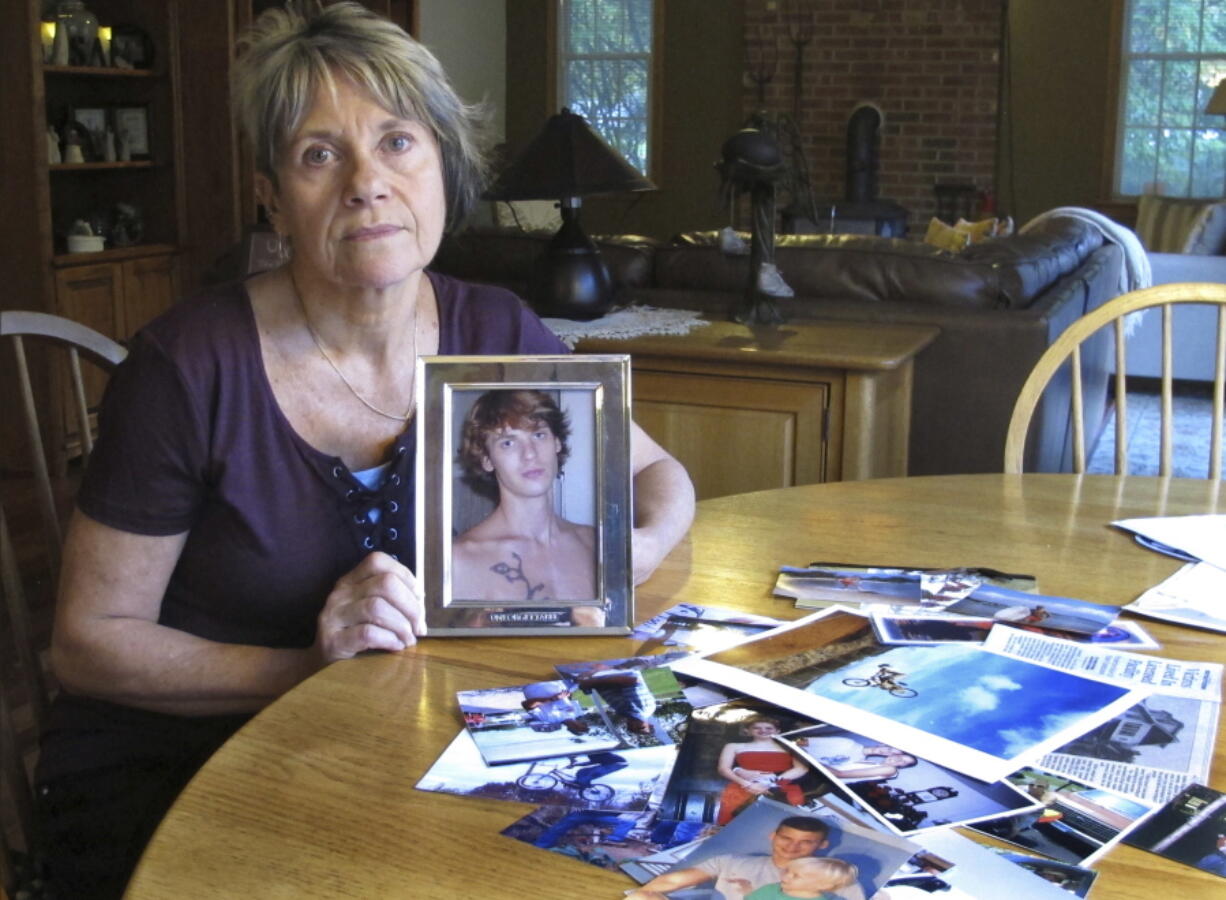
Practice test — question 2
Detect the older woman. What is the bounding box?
[34,3,693,897]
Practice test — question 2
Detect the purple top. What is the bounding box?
[39,272,566,779]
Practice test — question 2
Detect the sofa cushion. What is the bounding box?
[1135,194,1226,254]
[659,220,1103,310]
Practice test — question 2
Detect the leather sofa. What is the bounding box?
[432,215,1126,476]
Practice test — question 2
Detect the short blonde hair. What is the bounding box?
[231,0,487,230]
[785,857,859,890]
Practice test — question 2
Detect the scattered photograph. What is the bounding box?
[872,614,1159,649]
[460,670,691,764]
[981,848,1099,896]
[883,828,1073,899]
[938,583,1118,636]
[550,660,693,747]
[968,765,1152,865]
[633,603,784,654]
[779,724,1041,835]
[775,563,1036,610]
[416,730,674,811]
[872,614,997,645]
[657,699,823,826]
[458,680,621,764]
[624,796,918,900]
[501,806,674,872]
[1124,782,1226,878]
[672,608,1147,783]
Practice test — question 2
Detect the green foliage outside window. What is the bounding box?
[560,0,653,173]
[1119,0,1226,197]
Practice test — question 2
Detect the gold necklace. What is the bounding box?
[291,272,416,422]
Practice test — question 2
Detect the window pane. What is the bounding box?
[560,0,653,174]
[1126,59,1164,126]
[1121,127,1160,194]
[1158,127,1193,194]
[1129,0,1169,53]
[1164,1,1201,52]
[1119,0,1226,196]
[1206,1,1226,52]
[1165,59,1199,127]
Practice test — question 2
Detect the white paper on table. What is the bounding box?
[1112,514,1226,570]
[1125,562,1226,633]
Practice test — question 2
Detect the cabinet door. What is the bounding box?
[122,254,177,338]
[53,263,124,458]
[632,371,829,500]
[54,263,124,409]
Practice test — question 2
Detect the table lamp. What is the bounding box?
[1207,81,1226,116]
[484,108,654,320]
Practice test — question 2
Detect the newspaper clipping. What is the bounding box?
[984,626,1221,805]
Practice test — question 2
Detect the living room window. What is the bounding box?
[556,0,655,174]
[1115,0,1226,197]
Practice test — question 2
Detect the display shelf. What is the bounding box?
[52,242,177,268]
[50,161,155,172]
[44,65,157,78]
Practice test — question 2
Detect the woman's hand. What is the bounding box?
[315,552,426,662]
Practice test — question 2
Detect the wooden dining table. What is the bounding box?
[124,474,1226,899]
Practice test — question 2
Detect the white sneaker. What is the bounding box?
[718,226,750,256]
[757,263,794,298]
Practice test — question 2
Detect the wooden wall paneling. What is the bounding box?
[178,1,242,293]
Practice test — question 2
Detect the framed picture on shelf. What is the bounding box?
[72,107,107,161]
[110,24,154,70]
[112,106,150,160]
[415,354,633,636]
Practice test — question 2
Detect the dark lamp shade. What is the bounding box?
[485,108,655,200]
[1208,81,1226,116]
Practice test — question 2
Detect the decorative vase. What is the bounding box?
[55,0,98,67]
[50,19,70,65]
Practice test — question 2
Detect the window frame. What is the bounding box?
[551,0,662,179]
[1107,0,1226,200]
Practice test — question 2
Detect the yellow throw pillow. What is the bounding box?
[924,217,971,252]
[955,217,999,243]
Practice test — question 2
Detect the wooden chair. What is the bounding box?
[0,311,126,893]
[1004,283,1226,477]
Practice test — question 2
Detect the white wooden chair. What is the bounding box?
[0,311,126,893]
[1004,283,1226,477]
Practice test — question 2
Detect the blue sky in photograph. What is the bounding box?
[805,645,1130,758]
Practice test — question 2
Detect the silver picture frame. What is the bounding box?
[416,354,633,636]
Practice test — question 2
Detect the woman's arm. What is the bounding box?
[51,512,424,717]
[629,422,695,585]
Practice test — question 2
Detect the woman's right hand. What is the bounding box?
[315,552,427,662]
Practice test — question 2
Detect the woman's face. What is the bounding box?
[260,76,446,293]
[482,421,562,499]
[746,720,780,739]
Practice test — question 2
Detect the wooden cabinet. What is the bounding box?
[576,319,939,500]
[2,1,183,469]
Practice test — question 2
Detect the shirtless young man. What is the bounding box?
[452,390,598,612]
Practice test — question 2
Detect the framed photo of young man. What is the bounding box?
[416,355,633,635]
